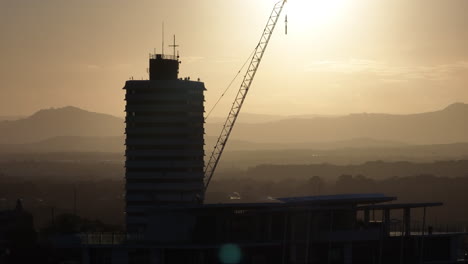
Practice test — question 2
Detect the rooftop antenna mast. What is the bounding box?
[162,22,165,55]
[169,35,179,59]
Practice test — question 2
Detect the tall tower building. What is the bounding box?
[124,52,205,232]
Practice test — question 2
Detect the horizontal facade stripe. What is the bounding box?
[125,138,203,145]
[126,105,203,112]
[125,93,203,101]
[126,150,204,157]
[126,182,204,191]
[125,160,204,168]
[125,171,204,179]
[125,116,204,123]
[125,127,204,134]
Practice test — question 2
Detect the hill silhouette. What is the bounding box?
[0,103,467,148]
[0,136,125,153]
[0,106,124,144]
[206,102,468,145]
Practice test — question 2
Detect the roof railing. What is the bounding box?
[149,53,178,61]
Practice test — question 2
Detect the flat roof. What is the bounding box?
[276,193,396,205]
[358,202,443,210]
[147,193,397,212]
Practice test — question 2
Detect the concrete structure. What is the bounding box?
[50,194,467,263]
[123,53,205,232]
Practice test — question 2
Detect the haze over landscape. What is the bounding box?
[1,103,468,150]
[1,1,468,262]
[0,104,467,170]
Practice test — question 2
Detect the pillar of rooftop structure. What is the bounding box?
[404,208,411,237]
[123,52,205,233]
[384,208,390,236]
[364,208,370,225]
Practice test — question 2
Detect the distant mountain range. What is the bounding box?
[0,106,123,144]
[206,102,468,145]
[207,113,337,124]
[0,136,125,153]
[0,103,467,153]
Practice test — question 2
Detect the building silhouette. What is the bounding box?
[124,52,205,233]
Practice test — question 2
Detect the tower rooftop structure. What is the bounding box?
[123,50,205,233]
[149,53,179,80]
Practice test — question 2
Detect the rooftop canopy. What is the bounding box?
[276,193,396,205]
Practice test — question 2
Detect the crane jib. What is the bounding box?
[203,0,287,193]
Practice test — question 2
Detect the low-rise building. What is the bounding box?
[51,193,467,264]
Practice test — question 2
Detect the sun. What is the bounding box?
[286,0,349,27]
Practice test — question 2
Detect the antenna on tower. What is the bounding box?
[162,22,165,55]
[169,35,179,59]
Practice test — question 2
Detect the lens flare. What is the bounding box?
[218,244,242,264]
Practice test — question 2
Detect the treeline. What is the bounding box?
[242,160,468,181]
[1,160,468,229]
[0,178,124,229]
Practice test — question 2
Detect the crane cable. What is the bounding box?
[205,9,288,121]
[204,47,258,121]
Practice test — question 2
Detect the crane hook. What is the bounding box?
[285,15,288,35]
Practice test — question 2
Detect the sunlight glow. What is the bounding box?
[287,0,350,27]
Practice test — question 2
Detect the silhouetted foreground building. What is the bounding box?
[124,53,205,233]
[0,200,40,263]
[48,193,467,263]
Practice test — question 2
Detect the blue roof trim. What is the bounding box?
[276,193,394,204]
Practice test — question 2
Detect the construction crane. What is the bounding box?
[204,0,287,191]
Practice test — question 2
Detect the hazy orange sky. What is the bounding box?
[1,0,468,117]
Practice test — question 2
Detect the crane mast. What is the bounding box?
[204,0,287,191]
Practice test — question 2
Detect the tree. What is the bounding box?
[308,176,324,196]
